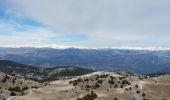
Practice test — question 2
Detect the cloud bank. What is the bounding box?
[0,0,170,47]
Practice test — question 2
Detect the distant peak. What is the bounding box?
[0,45,170,51]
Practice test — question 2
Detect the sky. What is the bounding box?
[0,0,170,48]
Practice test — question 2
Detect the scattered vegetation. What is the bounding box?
[12,78,16,84]
[97,79,103,84]
[10,92,16,96]
[76,91,97,100]
[135,84,139,88]
[29,77,59,83]
[1,77,7,83]
[1,75,10,83]
[8,86,21,92]
[142,93,146,97]
[136,90,140,94]
[113,97,118,100]
[22,86,29,91]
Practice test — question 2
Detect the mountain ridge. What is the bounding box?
[1,46,170,50]
[0,60,94,78]
[1,47,170,74]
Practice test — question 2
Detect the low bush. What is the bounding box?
[77,91,97,100]
[8,86,21,92]
[10,92,16,96]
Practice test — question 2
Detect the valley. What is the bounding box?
[1,47,170,74]
[0,60,169,100]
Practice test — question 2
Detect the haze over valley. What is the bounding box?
[1,47,170,74]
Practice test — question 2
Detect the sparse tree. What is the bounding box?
[135,85,139,88]
[10,92,16,96]
[136,90,140,94]
[114,84,118,88]
[142,93,145,97]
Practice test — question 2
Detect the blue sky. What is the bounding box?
[0,0,170,48]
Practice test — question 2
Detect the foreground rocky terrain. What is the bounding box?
[0,71,43,100]
[0,60,94,100]
[3,71,170,100]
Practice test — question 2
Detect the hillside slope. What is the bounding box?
[7,71,170,100]
[0,60,94,78]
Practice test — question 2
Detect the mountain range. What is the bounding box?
[0,47,170,74]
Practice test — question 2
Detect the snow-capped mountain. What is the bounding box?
[0,46,170,74]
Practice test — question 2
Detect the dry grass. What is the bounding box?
[7,73,170,100]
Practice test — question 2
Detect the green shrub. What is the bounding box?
[69,78,82,86]
[22,86,29,91]
[85,85,91,89]
[31,86,38,89]
[135,85,139,88]
[73,82,78,86]
[122,80,131,85]
[100,74,109,78]
[10,92,16,96]
[136,90,140,94]
[1,78,7,83]
[114,84,118,88]
[110,76,115,80]
[12,78,16,84]
[92,83,100,89]
[110,80,115,84]
[5,75,10,79]
[84,78,89,82]
[120,85,123,88]
[76,91,97,100]
[142,93,145,97]
[97,80,103,84]
[8,86,21,92]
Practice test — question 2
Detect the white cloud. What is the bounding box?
[1,0,170,47]
[0,28,55,46]
[8,0,170,33]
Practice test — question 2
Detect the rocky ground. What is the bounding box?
[2,71,170,100]
[0,72,43,100]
